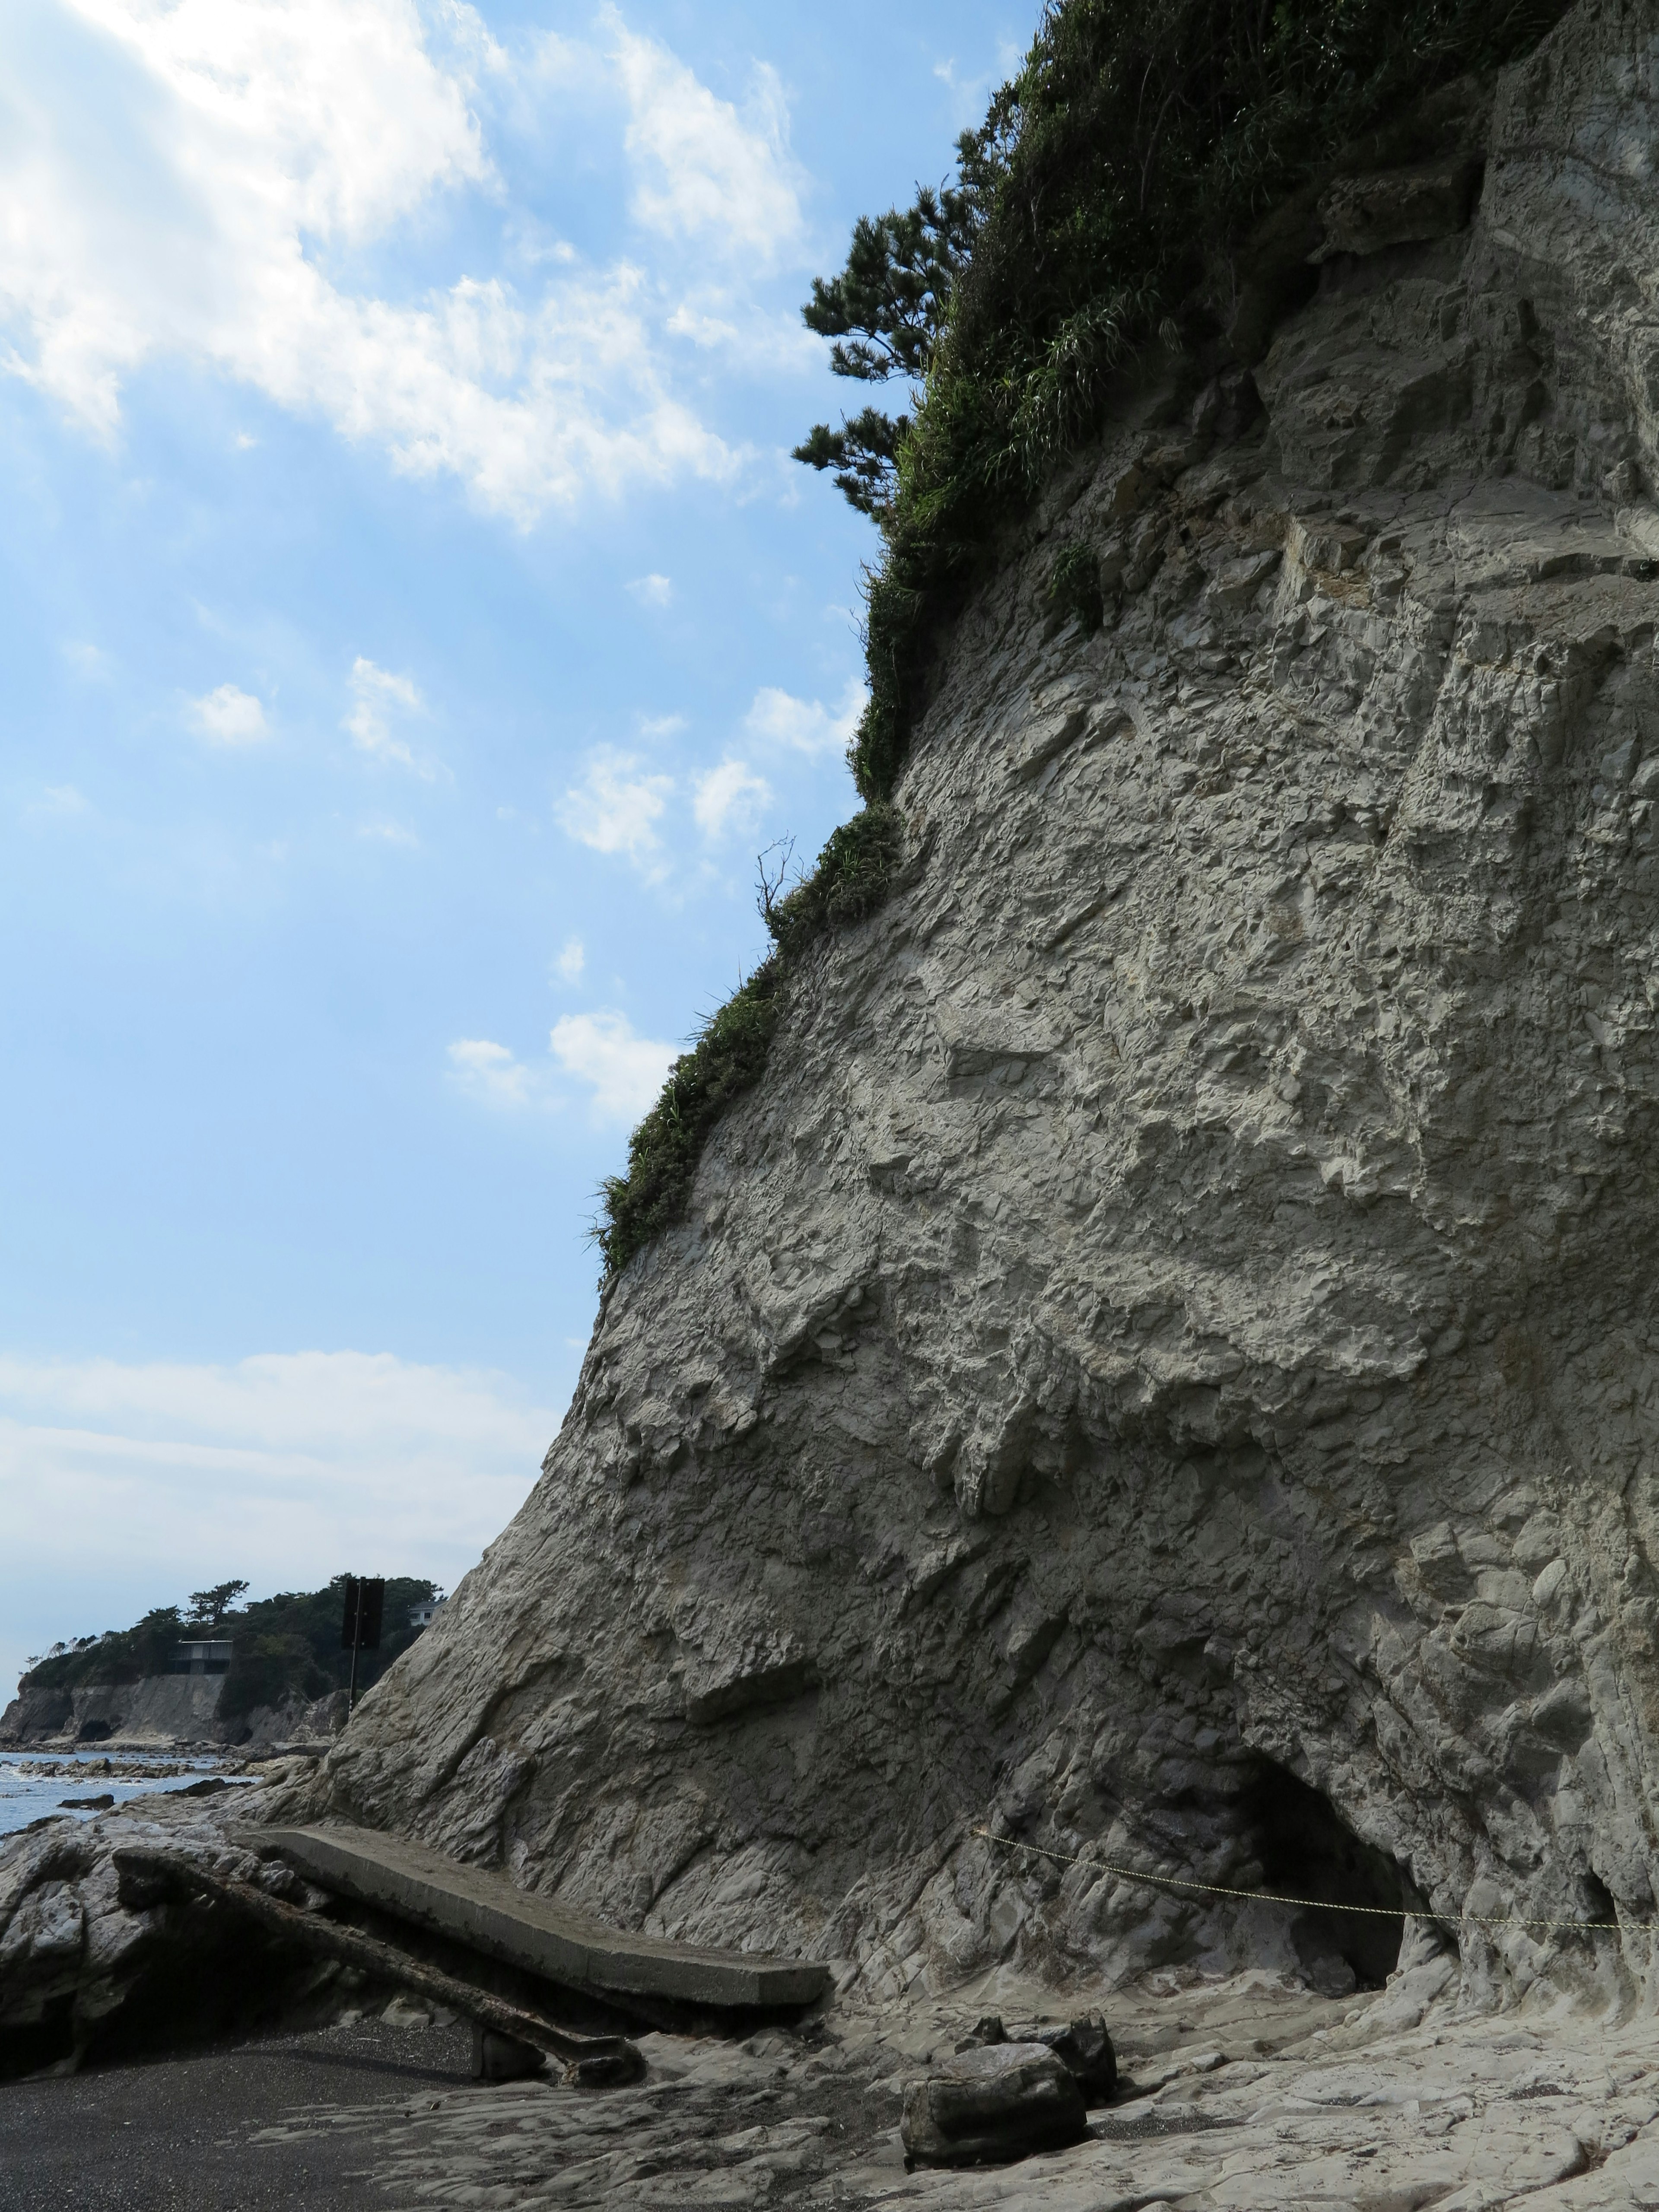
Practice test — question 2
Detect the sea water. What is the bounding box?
[0,1750,253,1837]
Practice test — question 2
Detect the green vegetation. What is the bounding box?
[186,1579,248,1626]
[801,0,1573,801]
[20,1575,441,1718]
[760,803,904,964]
[594,961,784,1281]
[592,802,909,1282]
[596,0,1573,1284]
[23,1609,194,1691]
[1046,542,1106,636]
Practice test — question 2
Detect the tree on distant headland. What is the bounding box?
[19,1574,440,1716]
[185,1579,249,1628]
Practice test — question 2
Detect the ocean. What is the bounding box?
[0,1750,254,1837]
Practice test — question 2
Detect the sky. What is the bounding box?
[0,0,1031,1691]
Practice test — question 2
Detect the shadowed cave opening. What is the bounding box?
[1242,1760,1405,1992]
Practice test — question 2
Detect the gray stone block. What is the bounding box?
[901,2042,1089,2168]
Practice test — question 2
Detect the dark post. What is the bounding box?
[340,1576,386,1719]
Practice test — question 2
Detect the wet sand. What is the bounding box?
[0,2017,474,2211]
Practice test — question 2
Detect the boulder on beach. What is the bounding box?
[901,2041,1090,2168]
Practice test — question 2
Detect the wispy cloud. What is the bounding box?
[447,1036,533,1106]
[446,1009,671,1122]
[25,784,89,825]
[559,747,672,861]
[933,44,1023,127]
[606,8,803,268]
[550,1010,674,1122]
[627,573,673,607]
[553,935,585,983]
[346,657,427,771]
[357,817,420,847]
[693,756,771,840]
[191,682,269,746]
[745,677,866,759]
[0,1351,554,1662]
[62,640,111,680]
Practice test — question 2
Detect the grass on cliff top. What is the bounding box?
[592,0,1572,1284]
[848,0,1573,801]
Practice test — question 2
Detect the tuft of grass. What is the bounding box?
[762,802,904,963]
[840,0,1574,801]
[593,803,907,1283]
[595,963,784,1283]
[1046,542,1105,635]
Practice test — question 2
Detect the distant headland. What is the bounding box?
[1,1573,444,1754]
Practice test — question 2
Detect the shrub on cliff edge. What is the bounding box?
[801,0,1574,800]
[592,803,904,1282]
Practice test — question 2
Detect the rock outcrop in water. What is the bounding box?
[316,0,1659,2023]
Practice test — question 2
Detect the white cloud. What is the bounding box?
[62,639,110,679]
[606,8,803,267]
[550,1010,674,1123]
[346,656,426,771]
[559,747,671,860]
[554,935,585,983]
[449,1009,672,1120]
[932,44,1024,127]
[357,817,420,847]
[448,1036,533,1106]
[191,682,268,745]
[628,573,672,607]
[744,677,867,760]
[22,783,91,832]
[0,1350,555,1681]
[637,712,685,738]
[0,1,758,521]
[693,756,771,840]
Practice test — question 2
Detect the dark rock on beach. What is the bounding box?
[901,2041,1090,2168]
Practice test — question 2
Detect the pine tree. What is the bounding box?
[792,123,1007,521]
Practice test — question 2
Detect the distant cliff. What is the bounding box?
[0,1675,231,1748]
[7,1574,439,1747]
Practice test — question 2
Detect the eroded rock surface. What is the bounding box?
[311,0,1659,2031]
[0,1768,321,2073]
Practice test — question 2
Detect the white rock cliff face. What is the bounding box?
[328,0,1659,2020]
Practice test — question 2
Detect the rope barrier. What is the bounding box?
[970,1825,1644,1934]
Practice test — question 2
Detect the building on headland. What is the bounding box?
[408,1599,445,1630]
[167,1640,234,1676]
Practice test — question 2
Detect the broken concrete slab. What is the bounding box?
[257,1825,831,2012]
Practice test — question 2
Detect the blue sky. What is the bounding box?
[0,0,1029,1688]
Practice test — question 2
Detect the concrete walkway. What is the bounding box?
[259,1825,831,2012]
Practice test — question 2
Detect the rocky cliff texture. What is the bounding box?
[317,0,1659,2022]
[0,1677,345,1752]
[1,1676,227,1748]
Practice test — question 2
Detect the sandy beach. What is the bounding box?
[1,2016,475,2212]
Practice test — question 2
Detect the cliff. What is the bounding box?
[321,0,1659,2022]
[13,3,1659,2105]
[0,1677,228,1748]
